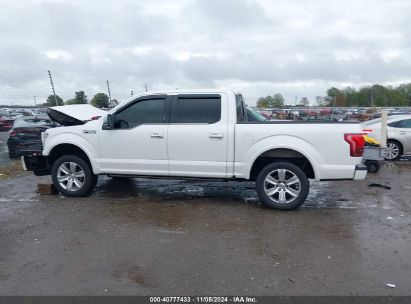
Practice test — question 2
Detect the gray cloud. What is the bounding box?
[186,0,270,29]
[0,0,411,105]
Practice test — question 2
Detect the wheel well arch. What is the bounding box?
[48,144,93,170]
[249,148,315,180]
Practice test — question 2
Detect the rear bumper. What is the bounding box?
[353,164,368,180]
[21,155,51,176]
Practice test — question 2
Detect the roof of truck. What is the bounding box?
[112,89,240,111]
[145,89,238,95]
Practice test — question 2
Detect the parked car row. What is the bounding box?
[255,107,411,122]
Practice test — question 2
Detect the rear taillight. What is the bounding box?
[344,133,365,157]
[10,131,17,137]
[362,129,373,135]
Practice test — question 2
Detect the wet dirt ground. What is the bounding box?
[0,132,11,167]
[0,132,410,295]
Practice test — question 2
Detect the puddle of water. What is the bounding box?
[0,199,39,202]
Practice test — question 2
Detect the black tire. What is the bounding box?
[365,161,380,173]
[51,155,97,197]
[256,162,309,211]
[384,140,402,161]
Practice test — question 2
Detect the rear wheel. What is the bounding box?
[384,140,402,161]
[256,162,309,211]
[51,155,97,197]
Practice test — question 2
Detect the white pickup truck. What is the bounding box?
[22,90,367,210]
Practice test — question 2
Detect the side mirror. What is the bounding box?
[102,113,116,130]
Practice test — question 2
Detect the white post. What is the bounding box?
[380,110,388,148]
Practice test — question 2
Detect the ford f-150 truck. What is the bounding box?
[22,90,367,210]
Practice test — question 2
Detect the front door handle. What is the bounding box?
[150,133,164,139]
[209,133,224,139]
[399,131,406,135]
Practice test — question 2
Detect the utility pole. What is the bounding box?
[33,96,37,107]
[333,96,336,107]
[144,84,148,92]
[106,80,112,103]
[130,90,134,97]
[48,70,59,105]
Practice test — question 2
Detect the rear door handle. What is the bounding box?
[150,133,164,139]
[209,133,224,139]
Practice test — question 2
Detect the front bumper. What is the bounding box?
[21,155,50,176]
[353,164,368,180]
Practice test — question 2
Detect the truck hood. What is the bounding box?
[47,105,105,126]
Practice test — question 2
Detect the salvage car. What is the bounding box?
[0,114,15,131]
[21,91,367,210]
[7,115,54,158]
[362,114,411,160]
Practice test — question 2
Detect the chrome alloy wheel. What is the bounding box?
[57,162,86,191]
[384,142,400,160]
[263,169,301,204]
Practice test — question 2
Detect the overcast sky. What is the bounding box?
[1,0,411,106]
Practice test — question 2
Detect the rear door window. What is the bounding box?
[171,95,221,124]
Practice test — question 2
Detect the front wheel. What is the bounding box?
[256,162,309,211]
[51,155,97,197]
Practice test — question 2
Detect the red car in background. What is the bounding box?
[0,115,15,131]
[320,108,332,116]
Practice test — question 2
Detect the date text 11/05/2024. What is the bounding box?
[149,296,257,303]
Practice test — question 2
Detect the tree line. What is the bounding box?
[43,91,119,109]
[256,83,411,108]
[323,83,411,107]
[256,93,286,108]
